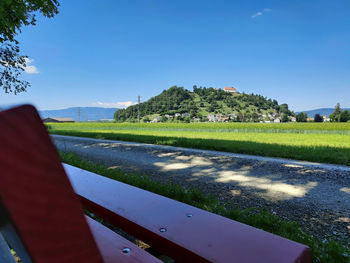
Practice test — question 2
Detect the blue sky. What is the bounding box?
[1,0,349,111]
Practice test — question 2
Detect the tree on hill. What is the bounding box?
[1,0,59,94]
[280,104,292,115]
[329,103,342,122]
[281,114,289,123]
[143,116,151,122]
[314,114,323,122]
[236,112,243,122]
[252,112,259,122]
[296,112,307,122]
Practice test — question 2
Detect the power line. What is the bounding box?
[138,96,141,123]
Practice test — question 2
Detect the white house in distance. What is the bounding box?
[223,87,237,93]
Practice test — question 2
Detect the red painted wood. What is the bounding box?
[0,105,310,263]
[64,164,310,263]
[0,105,104,263]
[86,216,161,263]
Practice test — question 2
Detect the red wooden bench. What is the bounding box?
[0,105,310,263]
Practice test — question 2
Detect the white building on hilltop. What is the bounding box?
[223,87,237,93]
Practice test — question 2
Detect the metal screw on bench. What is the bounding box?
[122,248,130,254]
[159,227,167,232]
[186,213,193,218]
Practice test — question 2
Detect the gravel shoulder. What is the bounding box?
[52,134,350,246]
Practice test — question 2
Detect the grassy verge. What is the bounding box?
[60,152,349,263]
[52,129,350,166]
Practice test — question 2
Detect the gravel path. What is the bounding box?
[52,134,350,246]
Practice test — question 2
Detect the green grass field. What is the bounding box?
[48,122,350,166]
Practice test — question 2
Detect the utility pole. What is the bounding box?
[138,96,141,123]
[78,107,80,122]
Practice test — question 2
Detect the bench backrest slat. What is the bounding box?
[0,105,104,263]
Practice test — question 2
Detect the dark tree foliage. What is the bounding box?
[281,113,289,123]
[329,103,342,122]
[314,114,323,122]
[279,103,292,115]
[296,112,307,122]
[0,0,59,94]
[251,112,259,122]
[0,43,28,94]
[339,110,350,122]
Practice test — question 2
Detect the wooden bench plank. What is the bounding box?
[86,216,161,263]
[0,105,105,263]
[0,105,310,263]
[0,105,158,263]
[65,164,310,263]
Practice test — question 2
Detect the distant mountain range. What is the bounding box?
[39,107,119,121]
[296,108,350,117]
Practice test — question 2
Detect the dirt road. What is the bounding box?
[52,134,350,245]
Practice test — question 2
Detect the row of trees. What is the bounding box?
[330,103,350,122]
[296,103,350,122]
[295,112,323,122]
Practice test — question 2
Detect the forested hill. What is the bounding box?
[114,86,292,122]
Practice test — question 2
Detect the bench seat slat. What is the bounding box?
[65,164,310,263]
[86,216,161,263]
